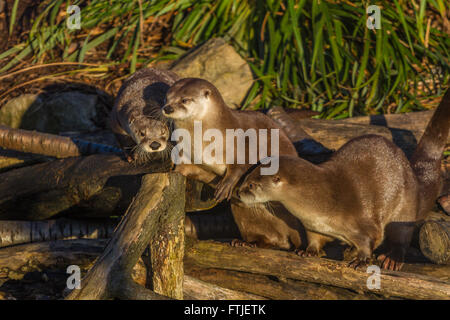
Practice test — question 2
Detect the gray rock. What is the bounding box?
[170,38,253,109]
[0,92,101,134]
[0,94,43,129]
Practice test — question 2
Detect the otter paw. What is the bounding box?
[230,239,256,248]
[377,253,404,271]
[295,247,322,257]
[214,181,234,202]
[348,256,370,270]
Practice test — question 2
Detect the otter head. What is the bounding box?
[129,114,170,153]
[162,78,222,121]
[238,166,284,205]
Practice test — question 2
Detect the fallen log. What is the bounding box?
[185,265,382,300]
[0,148,49,172]
[336,110,435,131]
[184,240,450,300]
[0,239,450,299]
[66,173,185,300]
[0,208,239,247]
[183,275,264,300]
[288,109,440,140]
[0,125,121,159]
[419,220,450,265]
[292,119,419,157]
[0,154,215,219]
[0,239,260,300]
[0,219,117,248]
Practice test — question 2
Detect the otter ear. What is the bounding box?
[272,175,281,184]
[203,89,210,99]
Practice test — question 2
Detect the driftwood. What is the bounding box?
[183,275,264,300]
[286,108,450,158]
[0,125,121,159]
[185,265,382,300]
[0,209,239,248]
[0,219,117,248]
[185,240,450,300]
[288,109,441,141]
[0,239,260,300]
[66,173,185,300]
[0,154,215,219]
[0,108,442,169]
[3,238,448,300]
[420,220,450,265]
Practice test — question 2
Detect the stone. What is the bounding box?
[0,94,43,129]
[0,92,102,134]
[170,38,253,109]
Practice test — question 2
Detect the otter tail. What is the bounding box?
[410,89,450,216]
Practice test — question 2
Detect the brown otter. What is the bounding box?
[162,78,308,249]
[238,89,450,270]
[110,68,179,162]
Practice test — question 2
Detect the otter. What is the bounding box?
[162,78,308,249]
[110,68,179,162]
[238,89,450,270]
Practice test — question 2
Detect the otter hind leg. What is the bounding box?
[346,232,379,269]
[230,202,299,250]
[377,221,415,271]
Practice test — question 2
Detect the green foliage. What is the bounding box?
[1,0,449,118]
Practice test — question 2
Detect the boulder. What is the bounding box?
[0,94,43,129]
[0,92,102,134]
[170,38,253,109]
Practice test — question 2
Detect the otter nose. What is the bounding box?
[150,141,161,150]
[163,105,174,114]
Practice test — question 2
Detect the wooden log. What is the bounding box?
[0,125,121,159]
[288,109,439,139]
[66,173,185,300]
[419,221,450,265]
[185,240,450,300]
[149,175,186,299]
[0,239,262,300]
[0,209,239,247]
[0,219,117,248]
[292,119,419,157]
[0,148,48,172]
[185,265,381,300]
[183,275,265,300]
[0,154,169,220]
[0,239,108,287]
[0,154,215,220]
[336,110,434,132]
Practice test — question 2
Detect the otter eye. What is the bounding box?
[139,131,145,137]
[248,183,254,190]
[182,98,189,104]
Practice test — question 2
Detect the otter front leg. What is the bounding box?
[296,232,333,257]
[114,133,136,162]
[215,165,248,202]
[174,164,218,184]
